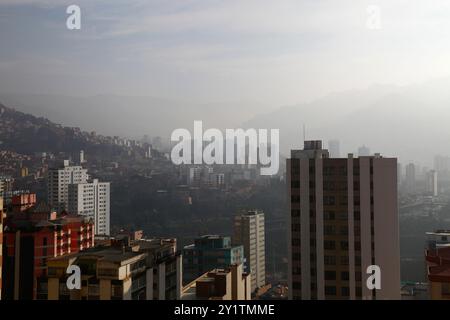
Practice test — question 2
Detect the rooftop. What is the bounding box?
[49,245,146,266]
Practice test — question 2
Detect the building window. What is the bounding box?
[291,181,300,188]
[341,286,350,297]
[324,255,336,265]
[340,256,349,266]
[340,226,348,235]
[324,196,335,206]
[291,209,300,217]
[324,225,335,235]
[341,271,349,281]
[325,271,336,280]
[325,286,337,296]
[324,241,336,250]
[323,181,335,191]
[324,211,335,220]
[338,212,348,220]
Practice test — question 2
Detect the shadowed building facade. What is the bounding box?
[287,140,400,300]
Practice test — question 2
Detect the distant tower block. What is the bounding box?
[147,146,152,158]
[80,150,86,164]
[358,145,371,157]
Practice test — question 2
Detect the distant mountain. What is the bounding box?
[0,94,271,139]
[3,77,450,165]
[243,79,450,165]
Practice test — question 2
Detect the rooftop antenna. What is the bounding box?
[303,124,306,145]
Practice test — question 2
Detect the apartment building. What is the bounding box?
[233,210,266,292]
[46,237,182,300]
[68,179,110,235]
[48,160,90,213]
[2,194,94,300]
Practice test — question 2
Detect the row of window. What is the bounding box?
[292,282,363,297]
[291,209,362,221]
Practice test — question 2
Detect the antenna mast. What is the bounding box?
[303,124,306,144]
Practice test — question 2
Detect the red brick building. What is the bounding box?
[2,194,94,300]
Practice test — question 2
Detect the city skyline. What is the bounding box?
[2,0,450,306]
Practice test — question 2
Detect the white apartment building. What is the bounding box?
[426,170,438,197]
[68,179,110,235]
[233,210,266,293]
[48,160,89,213]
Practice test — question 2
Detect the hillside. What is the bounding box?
[0,103,126,156]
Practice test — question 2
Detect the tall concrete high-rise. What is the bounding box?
[48,161,110,235]
[68,179,111,235]
[287,140,400,300]
[233,210,266,292]
[328,140,341,158]
[48,160,89,213]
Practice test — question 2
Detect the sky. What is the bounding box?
[2,0,450,108]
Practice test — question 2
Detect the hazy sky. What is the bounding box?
[2,0,450,107]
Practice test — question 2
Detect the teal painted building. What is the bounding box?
[183,235,244,284]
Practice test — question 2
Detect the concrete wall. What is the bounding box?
[373,158,400,299]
